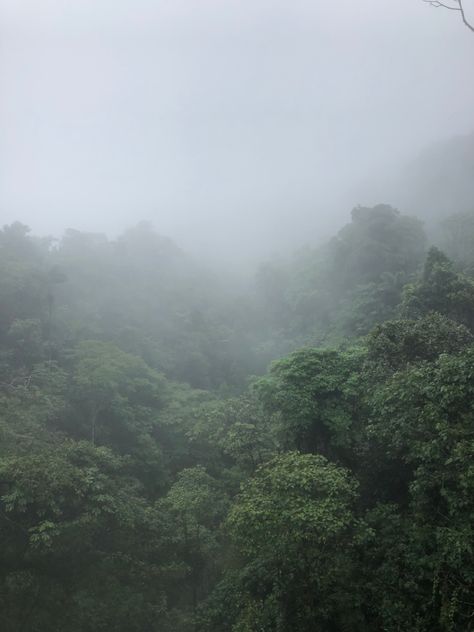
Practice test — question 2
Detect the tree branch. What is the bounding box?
[423,0,474,32]
[459,0,474,31]
[423,0,462,10]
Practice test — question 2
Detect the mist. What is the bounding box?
[1,0,474,259]
[3,3,474,630]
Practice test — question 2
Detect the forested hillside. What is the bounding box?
[356,133,474,233]
[1,204,474,631]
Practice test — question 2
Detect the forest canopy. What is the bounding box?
[1,205,474,631]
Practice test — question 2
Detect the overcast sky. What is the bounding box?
[1,0,473,258]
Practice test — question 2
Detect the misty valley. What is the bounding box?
[2,0,474,629]
[1,202,474,631]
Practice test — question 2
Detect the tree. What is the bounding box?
[69,340,167,445]
[439,210,474,271]
[364,347,474,629]
[0,360,67,457]
[188,394,277,473]
[422,0,474,33]
[366,312,473,373]
[0,224,50,340]
[67,341,169,493]
[224,452,361,631]
[0,441,172,632]
[328,204,426,290]
[401,247,474,330]
[255,347,365,458]
[160,467,228,628]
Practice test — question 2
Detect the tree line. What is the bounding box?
[1,205,474,630]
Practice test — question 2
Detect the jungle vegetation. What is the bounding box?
[1,204,474,631]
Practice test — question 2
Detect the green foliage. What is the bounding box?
[329,204,426,290]
[0,442,173,632]
[254,205,427,343]
[159,467,229,628]
[366,313,473,373]
[0,361,67,456]
[255,347,365,456]
[224,453,359,631]
[1,212,474,632]
[0,224,50,340]
[66,341,168,483]
[440,210,474,271]
[228,452,357,554]
[188,394,277,472]
[363,349,474,629]
[402,246,474,329]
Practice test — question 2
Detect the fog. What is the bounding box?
[1,0,474,259]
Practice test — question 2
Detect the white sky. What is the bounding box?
[1,0,473,257]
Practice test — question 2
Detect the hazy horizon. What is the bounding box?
[1,0,474,258]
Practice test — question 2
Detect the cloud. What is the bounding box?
[0,0,473,258]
